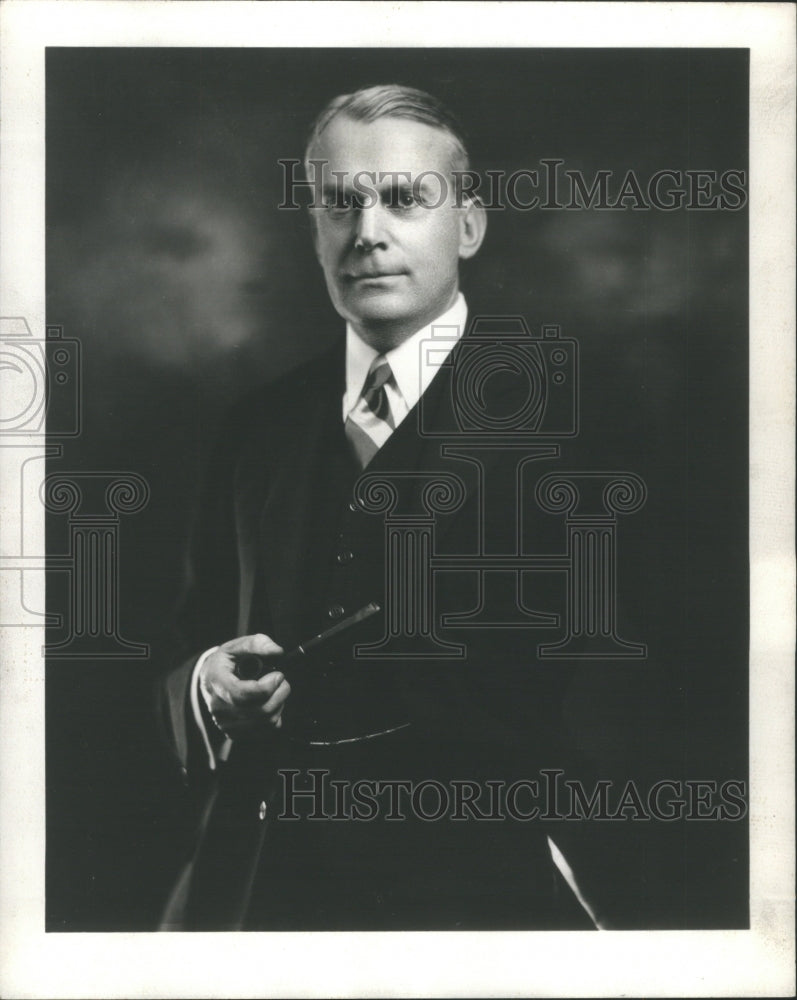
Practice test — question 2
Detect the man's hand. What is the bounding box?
[198,633,291,740]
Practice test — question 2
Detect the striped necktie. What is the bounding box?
[345,356,397,469]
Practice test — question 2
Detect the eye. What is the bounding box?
[323,196,353,216]
[387,187,419,211]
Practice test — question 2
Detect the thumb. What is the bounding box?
[221,633,284,657]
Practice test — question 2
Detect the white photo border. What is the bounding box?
[0,2,794,997]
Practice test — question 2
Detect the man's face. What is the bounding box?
[309,115,484,349]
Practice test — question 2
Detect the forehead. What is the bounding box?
[312,115,456,178]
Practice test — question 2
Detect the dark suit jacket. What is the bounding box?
[157,322,592,931]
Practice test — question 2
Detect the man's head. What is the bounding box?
[305,85,486,351]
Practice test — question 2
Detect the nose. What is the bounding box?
[354,202,389,252]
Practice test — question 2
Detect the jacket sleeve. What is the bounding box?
[154,396,260,784]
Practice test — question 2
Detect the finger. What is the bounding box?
[213,703,281,738]
[260,678,291,716]
[227,671,285,706]
[256,670,288,697]
[221,633,284,657]
[204,664,271,707]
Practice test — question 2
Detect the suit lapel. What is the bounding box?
[355,320,533,547]
[246,341,352,643]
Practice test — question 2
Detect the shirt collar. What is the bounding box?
[344,293,468,417]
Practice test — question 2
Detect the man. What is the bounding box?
[157,84,598,931]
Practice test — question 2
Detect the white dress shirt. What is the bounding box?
[343,292,468,425]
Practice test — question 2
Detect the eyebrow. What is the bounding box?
[320,176,442,201]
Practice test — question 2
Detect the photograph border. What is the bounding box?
[1,2,794,997]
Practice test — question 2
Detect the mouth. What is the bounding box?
[344,271,406,282]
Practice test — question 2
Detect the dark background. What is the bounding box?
[45,48,748,930]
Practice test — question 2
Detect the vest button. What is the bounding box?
[348,501,358,512]
[335,550,353,565]
[258,800,267,821]
[327,604,345,619]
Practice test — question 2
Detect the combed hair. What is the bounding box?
[304,84,470,173]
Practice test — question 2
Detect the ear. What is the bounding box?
[457,196,487,260]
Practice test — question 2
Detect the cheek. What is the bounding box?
[413,222,460,279]
[315,227,346,267]
[426,212,462,255]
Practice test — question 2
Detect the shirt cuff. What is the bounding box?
[190,646,232,771]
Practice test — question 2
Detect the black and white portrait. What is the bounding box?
[1,3,793,997]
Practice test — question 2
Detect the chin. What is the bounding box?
[343,291,414,325]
